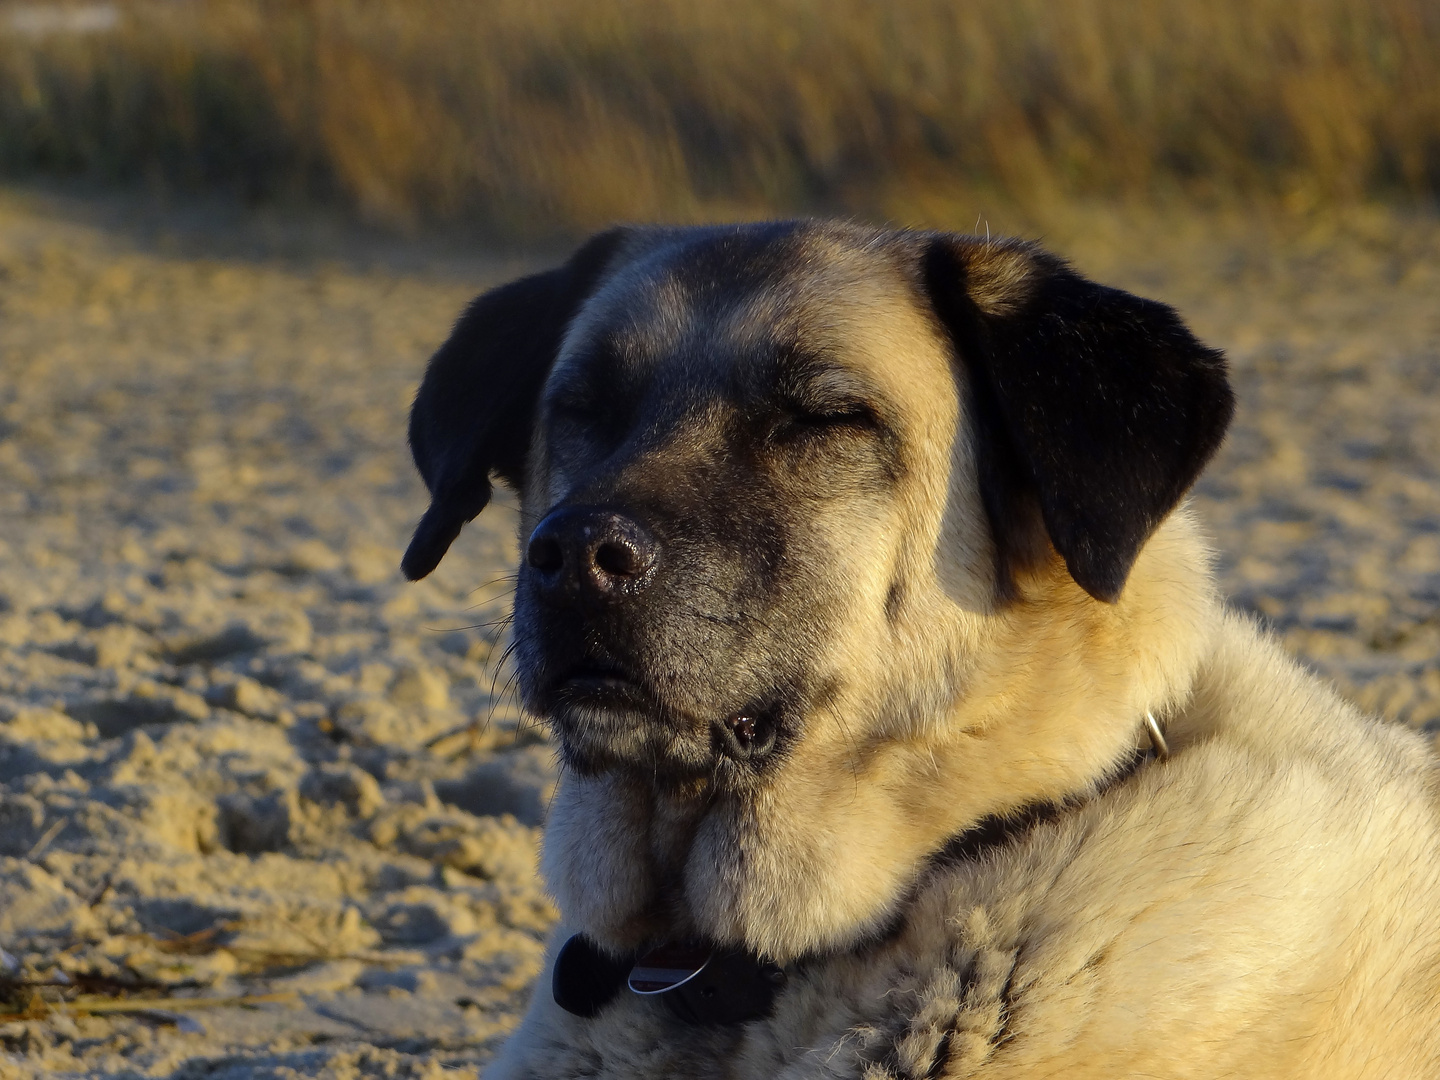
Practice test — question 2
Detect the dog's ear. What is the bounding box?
[923,236,1233,603]
[402,228,629,581]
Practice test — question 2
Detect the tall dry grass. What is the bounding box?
[1,0,1437,237]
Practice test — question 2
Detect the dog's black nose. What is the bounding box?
[527,507,659,599]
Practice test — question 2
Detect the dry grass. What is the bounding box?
[1,0,1438,236]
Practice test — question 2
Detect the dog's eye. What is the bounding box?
[548,395,605,427]
[546,393,634,464]
[549,394,587,417]
[785,401,880,434]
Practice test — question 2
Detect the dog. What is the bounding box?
[402,221,1440,1078]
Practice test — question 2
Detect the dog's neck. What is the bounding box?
[542,512,1222,962]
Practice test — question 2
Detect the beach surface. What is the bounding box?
[1,191,1437,1078]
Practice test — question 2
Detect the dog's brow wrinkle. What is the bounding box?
[776,353,876,407]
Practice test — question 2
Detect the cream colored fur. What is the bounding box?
[493,607,1440,1078]
[486,241,1440,1078]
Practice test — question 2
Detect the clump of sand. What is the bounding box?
[0,192,1436,1078]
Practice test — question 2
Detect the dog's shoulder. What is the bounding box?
[740,615,1440,1079]
[825,614,1440,1078]
[485,619,1440,1080]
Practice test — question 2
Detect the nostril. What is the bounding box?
[594,540,642,578]
[528,506,657,597]
[528,535,563,574]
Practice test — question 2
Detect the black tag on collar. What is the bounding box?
[552,934,632,1018]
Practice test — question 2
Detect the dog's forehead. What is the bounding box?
[554,224,942,392]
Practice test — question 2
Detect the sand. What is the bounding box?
[0,191,1437,1078]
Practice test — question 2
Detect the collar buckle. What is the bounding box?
[1144,710,1171,760]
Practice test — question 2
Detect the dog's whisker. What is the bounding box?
[468,572,518,594]
[423,617,512,633]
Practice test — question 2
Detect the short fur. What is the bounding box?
[403,221,1440,1078]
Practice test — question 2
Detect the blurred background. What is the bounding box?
[2,0,1438,236]
[1,4,1439,1075]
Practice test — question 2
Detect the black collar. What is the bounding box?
[552,936,785,1025]
[934,741,1159,868]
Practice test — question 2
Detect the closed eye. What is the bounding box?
[544,389,634,458]
[773,349,886,436]
[788,401,880,430]
[549,396,598,423]
[546,384,622,429]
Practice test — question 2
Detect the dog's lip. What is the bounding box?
[539,664,789,778]
[552,660,647,700]
[542,660,786,759]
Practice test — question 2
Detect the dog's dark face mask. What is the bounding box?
[402,221,1233,793]
[513,227,918,784]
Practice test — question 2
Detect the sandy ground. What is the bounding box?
[0,190,1437,1078]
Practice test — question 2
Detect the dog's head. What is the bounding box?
[404,221,1232,958]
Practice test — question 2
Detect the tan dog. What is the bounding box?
[403,222,1440,1078]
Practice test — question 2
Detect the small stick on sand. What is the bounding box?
[0,991,297,1023]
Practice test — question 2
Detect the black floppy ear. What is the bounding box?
[402,228,628,581]
[923,236,1234,603]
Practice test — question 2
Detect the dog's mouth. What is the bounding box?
[539,657,785,774]
[556,660,648,703]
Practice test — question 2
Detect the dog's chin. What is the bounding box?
[528,667,787,785]
[549,702,716,781]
